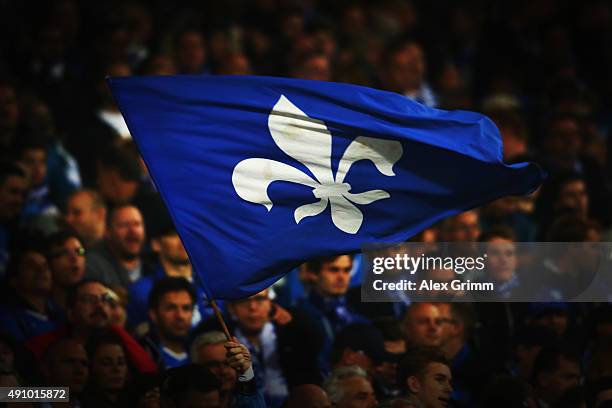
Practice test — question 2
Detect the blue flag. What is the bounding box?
[108,75,544,300]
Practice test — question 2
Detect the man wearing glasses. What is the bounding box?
[196,288,322,408]
[27,279,158,374]
[45,229,86,312]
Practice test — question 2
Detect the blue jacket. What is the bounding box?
[296,291,369,374]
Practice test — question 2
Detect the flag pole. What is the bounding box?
[210,299,232,340]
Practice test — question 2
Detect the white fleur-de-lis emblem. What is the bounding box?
[232,95,403,234]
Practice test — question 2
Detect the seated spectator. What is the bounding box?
[46,229,86,311]
[503,326,557,384]
[526,303,571,338]
[26,279,157,374]
[41,338,88,405]
[291,52,332,81]
[397,346,452,408]
[401,303,442,348]
[323,365,378,408]
[139,277,194,369]
[14,132,59,230]
[0,238,63,340]
[86,204,153,288]
[531,345,581,407]
[161,338,266,407]
[331,323,386,376]
[223,288,322,406]
[373,318,407,399]
[477,226,521,299]
[437,303,486,407]
[63,189,106,249]
[191,330,238,407]
[532,215,602,300]
[83,333,131,407]
[374,318,407,355]
[437,210,481,245]
[173,29,208,75]
[0,161,28,278]
[332,323,402,401]
[127,216,214,329]
[379,38,438,108]
[95,143,142,207]
[297,255,367,373]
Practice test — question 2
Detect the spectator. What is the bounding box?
[438,210,481,244]
[0,238,63,341]
[14,132,59,228]
[379,38,437,107]
[64,189,107,249]
[41,338,88,405]
[46,229,86,311]
[372,318,406,399]
[478,226,521,299]
[323,365,379,408]
[216,52,252,76]
[95,144,142,207]
[173,29,208,75]
[331,323,387,375]
[223,288,322,406]
[401,303,442,347]
[397,347,452,408]
[297,255,367,373]
[191,330,238,407]
[437,303,486,407]
[161,337,266,407]
[127,218,212,329]
[83,333,131,407]
[86,204,152,288]
[26,279,157,374]
[291,52,332,81]
[139,277,195,369]
[531,345,581,407]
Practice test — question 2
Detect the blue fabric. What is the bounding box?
[296,291,369,375]
[160,346,189,369]
[0,301,65,341]
[109,75,545,300]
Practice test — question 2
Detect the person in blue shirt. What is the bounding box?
[127,221,217,330]
[138,277,194,369]
[0,237,64,341]
[296,254,368,375]
[14,133,60,231]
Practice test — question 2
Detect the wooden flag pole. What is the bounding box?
[210,299,232,340]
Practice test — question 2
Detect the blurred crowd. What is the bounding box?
[1,0,612,407]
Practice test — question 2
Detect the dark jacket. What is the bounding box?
[195,307,324,387]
